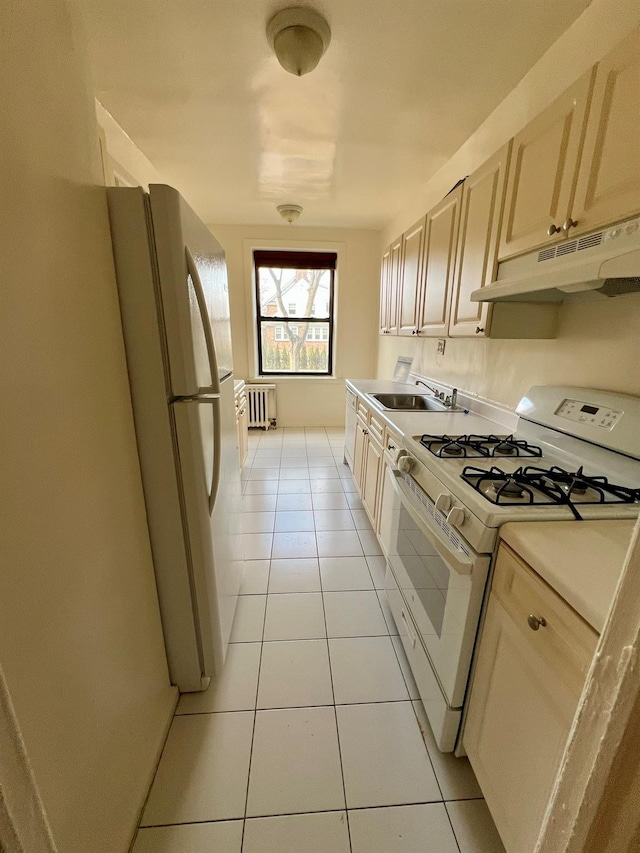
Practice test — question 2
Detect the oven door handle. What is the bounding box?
[392,471,473,576]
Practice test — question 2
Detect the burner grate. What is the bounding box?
[419,433,543,459]
[461,464,639,521]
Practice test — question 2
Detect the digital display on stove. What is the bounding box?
[555,399,623,429]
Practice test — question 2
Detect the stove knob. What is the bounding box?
[435,493,452,513]
[447,506,466,528]
[397,454,415,474]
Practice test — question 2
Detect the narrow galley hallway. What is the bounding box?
[132,427,505,853]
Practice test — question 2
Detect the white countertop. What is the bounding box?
[500,520,635,633]
[345,378,508,440]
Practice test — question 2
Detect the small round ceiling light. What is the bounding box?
[277,204,303,224]
[266,7,331,77]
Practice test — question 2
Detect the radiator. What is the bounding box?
[245,384,276,429]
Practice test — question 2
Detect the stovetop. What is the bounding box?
[419,433,542,459]
[461,462,639,521]
[401,428,640,553]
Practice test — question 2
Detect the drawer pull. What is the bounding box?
[527,614,547,631]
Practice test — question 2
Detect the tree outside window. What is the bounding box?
[254,251,336,375]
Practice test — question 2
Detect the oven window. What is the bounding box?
[395,506,449,636]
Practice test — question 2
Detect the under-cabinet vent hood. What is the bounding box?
[471,216,640,303]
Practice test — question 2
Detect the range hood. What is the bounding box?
[471,216,640,303]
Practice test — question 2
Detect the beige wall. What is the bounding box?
[0,3,175,852]
[210,224,380,426]
[377,0,640,409]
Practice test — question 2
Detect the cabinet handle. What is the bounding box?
[363,429,369,435]
[475,326,485,334]
[547,223,562,236]
[527,614,547,631]
[562,218,578,232]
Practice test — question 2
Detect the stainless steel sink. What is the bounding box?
[370,393,448,411]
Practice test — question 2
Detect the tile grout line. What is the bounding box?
[239,554,270,851]
[317,511,354,853]
[139,797,471,831]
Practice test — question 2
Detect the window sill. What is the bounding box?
[250,375,340,382]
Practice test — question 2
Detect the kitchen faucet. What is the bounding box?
[416,379,458,410]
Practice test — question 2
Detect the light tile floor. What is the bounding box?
[133,427,505,853]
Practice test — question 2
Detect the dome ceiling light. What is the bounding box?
[266,7,331,77]
[277,204,303,224]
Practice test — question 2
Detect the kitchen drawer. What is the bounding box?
[368,413,385,446]
[384,564,461,751]
[492,543,598,695]
[356,398,370,420]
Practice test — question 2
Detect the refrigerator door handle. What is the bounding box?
[185,246,220,394]
[209,396,222,515]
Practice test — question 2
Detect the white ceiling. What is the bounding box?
[83,0,591,229]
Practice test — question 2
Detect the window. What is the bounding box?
[254,250,336,375]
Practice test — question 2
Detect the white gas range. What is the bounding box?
[378,386,640,752]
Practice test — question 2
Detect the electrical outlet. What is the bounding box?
[437,339,446,355]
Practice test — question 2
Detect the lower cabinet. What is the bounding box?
[347,390,400,532]
[464,543,598,853]
[353,416,367,487]
[361,431,383,523]
[235,387,248,468]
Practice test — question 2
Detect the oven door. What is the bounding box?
[379,466,490,708]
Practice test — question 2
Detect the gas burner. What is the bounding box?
[523,466,639,506]
[495,443,516,455]
[442,444,464,456]
[419,434,543,459]
[468,435,544,459]
[461,464,639,520]
[495,479,525,497]
[419,435,488,458]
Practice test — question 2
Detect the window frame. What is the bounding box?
[254,250,336,377]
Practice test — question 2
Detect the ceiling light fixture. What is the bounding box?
[277,204,303,224]
[266,7,331,77]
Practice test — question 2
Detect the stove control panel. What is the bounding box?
[555,398,624,430]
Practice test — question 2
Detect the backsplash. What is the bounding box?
[377,294,640,410]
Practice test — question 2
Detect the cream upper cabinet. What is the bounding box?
[498,69,595,260]
[398,216,427,336]
[449,143,511,337]
[387,236,403,335]
[417,184,462,336]
[379,240,402,336]
[464,543,598,853]
[572,27,640,234]
[379,247,391,335]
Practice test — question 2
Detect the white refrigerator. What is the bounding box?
[107,184,243,692]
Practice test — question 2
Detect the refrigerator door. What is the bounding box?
[172,376,243,677]
[149,184,233,397]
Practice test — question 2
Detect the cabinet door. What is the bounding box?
[464,594,578,852]
[353,419,367,491]
[417,185,462,336]
[498,69,595,260]
[387,236,403,336]
[398,216,427,336]
[572,27,640,234]
[449,143,510,337]
[464,545,598,853]
[379,247,391,335]
[361,436,383,526]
